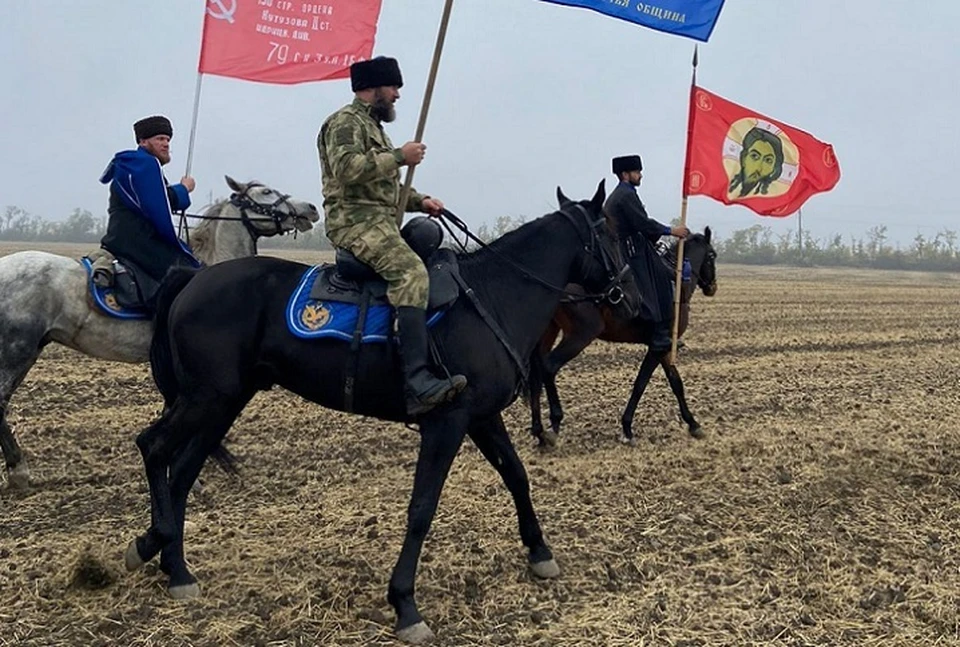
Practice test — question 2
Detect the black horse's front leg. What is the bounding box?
[469,413,559,577]
[660,358,703,439]
[388,409,468,645]
[620,348,665,444]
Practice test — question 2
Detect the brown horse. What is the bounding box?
[529,230,717,446]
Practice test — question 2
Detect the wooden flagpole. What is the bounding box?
[184,71,204,177]
[670,46,699,364]
[395,0,456,226]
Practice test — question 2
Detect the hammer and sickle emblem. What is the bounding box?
[207,0,237,23]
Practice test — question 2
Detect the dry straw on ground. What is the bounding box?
[2,253,959,646]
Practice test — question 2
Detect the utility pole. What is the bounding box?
[798,208,803,262]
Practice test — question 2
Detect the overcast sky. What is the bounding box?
[1,1,958,245]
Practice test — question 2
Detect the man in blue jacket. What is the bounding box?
[99,115,200,311]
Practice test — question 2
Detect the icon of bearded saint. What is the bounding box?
[723,120,799,201]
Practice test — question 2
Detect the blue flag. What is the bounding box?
[540,0,725,43]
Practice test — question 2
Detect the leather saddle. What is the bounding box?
[309,217,460,311]
[86,248,153,310]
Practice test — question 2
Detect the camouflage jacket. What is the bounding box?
[318,98,427,243]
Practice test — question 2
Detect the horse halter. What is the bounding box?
[228,182,295,239]
[560,203,631,306]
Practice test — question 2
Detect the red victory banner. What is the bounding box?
[198,0,383,85]
[684,86,841,217]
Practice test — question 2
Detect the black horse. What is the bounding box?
[125,182,639,645]
[530,231,718,446]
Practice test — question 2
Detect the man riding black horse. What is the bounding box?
[317,57,466,416]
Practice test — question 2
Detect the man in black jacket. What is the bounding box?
[605,154,689,352]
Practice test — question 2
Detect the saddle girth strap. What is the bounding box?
[343,289,372,412]
[449,269,529,387]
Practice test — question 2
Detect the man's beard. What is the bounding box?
[372,96,396,123]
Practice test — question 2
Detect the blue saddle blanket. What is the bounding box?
[286,265,444,342]
[81,257,149,320]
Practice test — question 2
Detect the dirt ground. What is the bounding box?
[1,243,959,646]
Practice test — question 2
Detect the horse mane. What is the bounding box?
[457,212,556,268]
[186,199,232,258]
[661,231,707,263]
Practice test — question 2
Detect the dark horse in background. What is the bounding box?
[124,182,639,645]
[530,229,718,447]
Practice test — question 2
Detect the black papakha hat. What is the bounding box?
[350,56,403,92]
[612,155,643,175]
[134,115,173,142]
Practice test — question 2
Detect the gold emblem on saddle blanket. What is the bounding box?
[103,291,122,312]
[301,301,331,330]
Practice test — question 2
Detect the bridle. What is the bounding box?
[695,247,718,295]
[559,204,632,306]
[438,204,632,306]
[176,182,300,244]
[665,240,717,301]
[228,183,295,238]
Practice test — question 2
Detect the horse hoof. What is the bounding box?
[396,621,435,645]
[541,429,559,448]
[530,558,560,579]
[168,582,201,599]
[6,463,30,489]
[689,425,705,440]
[619,436,637,447]
[124,541,146,571]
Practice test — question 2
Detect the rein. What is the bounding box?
[176,183,297,247]
[437,207,629,305]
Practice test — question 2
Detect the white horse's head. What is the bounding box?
[224,175,320,236]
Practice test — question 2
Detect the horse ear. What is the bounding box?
[556,186,571,207]
[704,225,712,245]
[225,175,245,193]
[590,179,606,212]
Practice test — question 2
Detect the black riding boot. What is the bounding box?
[396,306,467,416]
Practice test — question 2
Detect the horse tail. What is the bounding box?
[150,267,242,478]
[150,267,198,407]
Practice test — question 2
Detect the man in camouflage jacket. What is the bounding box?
[317,56,466,416]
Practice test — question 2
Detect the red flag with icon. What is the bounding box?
[684,86,840,217]
[198,0,383,85]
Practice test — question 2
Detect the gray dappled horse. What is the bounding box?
[0,176,319,488]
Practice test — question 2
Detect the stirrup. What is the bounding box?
[406,375,467,415]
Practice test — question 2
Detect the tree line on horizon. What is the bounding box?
[2,204,958,272]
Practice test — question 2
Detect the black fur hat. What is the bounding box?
[350,57,403,92]
[134,115,173,142]
[612,155,642,175]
